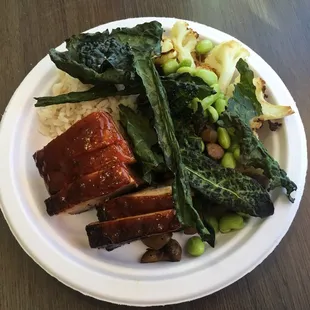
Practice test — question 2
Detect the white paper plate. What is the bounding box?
[0,17,307,306]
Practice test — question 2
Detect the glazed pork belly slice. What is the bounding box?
[42,140,135,195]
[33,112,124,178]
[86,209,181,249]
[97,186,173,221]
[45,162,140,216]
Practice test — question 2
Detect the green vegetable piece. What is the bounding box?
[211,83,221,93]
[207,106,219,123]
[206,216,219,233]
[195,69,218,86]
[179,59,193,68]
[191,97,201,112]
[181,149,274,218]
[113,22,213,242]
[201,96,216,110]
[186,236,205,257]
[228,142,239,152]
[217,127,231,149]
[119,105,164,183]
[222,59,297,201]
[162,59,179,75]
[176,66,195,74]
[219,213,244,233]
[200,140,205,152]
[233,147,240,160]
[221,152,236,169]
[214,98,228,115]
[195,39,214,54]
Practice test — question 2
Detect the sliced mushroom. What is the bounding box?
[140,239,182,263]
[163,239,182,262]
[141,249,164,263]
[141,233,172,250]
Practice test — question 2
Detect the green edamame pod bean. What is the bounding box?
[219,213,244,233]
[195,69,218,86]
[186,236,205,257]
[195,39,214,54]
[201,93,221,110]
[177,66,195,74]
[217,127,231,149]
[228,142,239,152]
[208,106,219,123]
[178,59,192,68]
[191,97,201,112]
[162,59,179,75]
[206,216,219,233]
[211,83,221,93]
[233,147,240,160]
[214,98,228,115]
[221,152,236,169]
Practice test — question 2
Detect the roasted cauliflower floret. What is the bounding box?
[170,21,198,67]
[154,36,178,65]
[250,77,294,130]
[204,40,250,93]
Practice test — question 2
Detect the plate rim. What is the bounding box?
[0,17,308,306]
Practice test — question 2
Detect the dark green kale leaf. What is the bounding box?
[161,73,214,118]
[34,84,142,107]
[49,31,137,85]
[220,58,297,201]
[221,112,297,201]
[227,59,262,124]
[119,105,164,183]
[181,149,274,217]
[112,21,213,240]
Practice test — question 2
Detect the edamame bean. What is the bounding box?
[177,66,195,74]
[217,127,231,149]
[201,93,220,110]
[186,236,205,257]
[214,98,228,115]
[162,59,179,75]
[195,39,214,54]
[195,69,218,86]
[178,59,192,68]
[228,142,239,152]
[211,83,221,93]
[208,106,219,123]
[233,147,240,160]
[219,213,244,233]
[221,152,236,169]
[191,97,200,112]
[206,216,219,233]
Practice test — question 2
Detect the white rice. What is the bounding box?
[37,70,138,138]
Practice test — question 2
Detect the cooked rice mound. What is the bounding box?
[37,70,137,138]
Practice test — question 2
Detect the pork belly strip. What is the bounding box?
[45,162,139,216]
[86,209,181,248]
[41,141,135,195]
[97,186,173,221]
[33,112,124,176]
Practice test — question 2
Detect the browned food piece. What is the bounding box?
[140,239,182,263]
[33,112,124,178]
[97,186,173,221]
[201,127,218,143]
[45,162,139,216]
[86,209,181,249]
[141,233,172,250]
[183,226,198,235]
[206,143,224,160]
[41,141,136,194]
